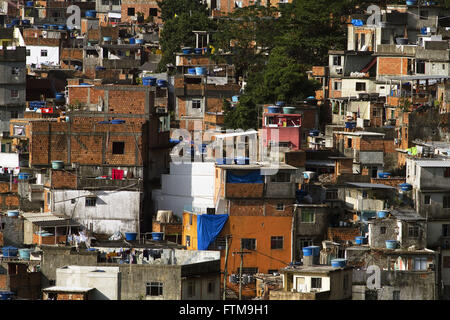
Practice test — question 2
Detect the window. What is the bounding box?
[444,256,450,268]
[149,8,158,16]
[420,10,428,20]
[299,238,313,250]
[347,138,352,148]
[311,277,322,289]
[414,257,427,270]
[10,90,18,98]
[326,190,338,200]
[360,33,366,48]
[393,290,400,300]
[185,235,190,247]
[192,99,201,109]
[41,49,48,57]
[416,60,425,74]
[127,7,135,16]
[102,0,109,4]
[443,224,450,237]
[26,49,30,56]
[187,281,195,297]
[424,195,431,205]
[444,196,450,209]
[11,67,20,75]
[408,225,420,238]
[241,238,256,250]
[271,236,283,249]
[10,111,18,119]
[71,198,76,204]
[276,203,285,211]
[146,282,163,296]
[112,141,125,154]
[380,226,386,234]
[270,172,291,182]
[444,168,450,178]
[85,197,96,207]
[333,81,342,91]
[301,210,315,223]
[189,214,193,225]
[333,56,341,66]
[355,82,366,91]
[207,281,215,294]
[268,269,278,275]
[343,274,349,290]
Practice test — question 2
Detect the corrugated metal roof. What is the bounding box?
[346,182,396,189]
[42,286,93,293]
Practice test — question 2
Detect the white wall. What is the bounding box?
[0,152,19,168]
[26,45,59,67]
[292,275,330,293]
[52,190,141,234]
[56,266,120,300]
[342,79,377,97]
[152,162,216,218]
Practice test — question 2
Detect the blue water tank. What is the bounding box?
[151,232,164,241]
[267,106,280,114]
[18,173,31,180]
[55,93,65,100]
[19,249,32,260]
[195,67,207,75]
[156,79,167,87]
[194,48,203,54]
[26,1,34,6]
[129,38,136,44]
[309,246,320,256]
[22,19,31,25]
[110,119,125,124]
[187,68,196,75]
[386,240,398,249]
[302,247,313,256]
[406,0,417,5]
[85,10,97,18]
[216,158,232,165]
[309,130,320,137]
[2,246,18,257]
[182,47,193,54]
[125,232,137,241]
[355,236,366,245]
[345,121,356,129]
[377,210,389,218]
[103,36,112,42]
[135,39,144,44]
[399,183,412,191]
[234,157,250,165]
[331,259,347,268]
[378,172,391,179]
[7,210,19,217]
[58,25,66,30]
[0,291,14,300]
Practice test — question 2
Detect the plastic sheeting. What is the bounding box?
[197,214,228,250]
[226,171,263,183]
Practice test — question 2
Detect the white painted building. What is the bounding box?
[51,266,120,300]
[152,162,216,218]
[51,189,142,235]
[25,44,59,67]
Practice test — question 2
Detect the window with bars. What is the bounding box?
[85,197,96,207]
[326,190,338,200]
[192,99,202,109]
[187,281,195,297]
[408,225,420,238]
[442,224,450,237]
[424,195,431,205]
[146,282,163,296]
[271,236,283,249]
[311,277,322,289]
[276,203,285,211]
[355,82,366,91]
[444,196,450,209]
[301,210,315,223]
[41,49,48,57]
[241,238,256,250]
[208,236,227,250]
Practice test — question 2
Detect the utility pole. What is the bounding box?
[222,235,230,300]
[233,242,251,300]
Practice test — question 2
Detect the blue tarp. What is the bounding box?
[197,214,229,250]
[226,171,263,183]
[351,19,364,26]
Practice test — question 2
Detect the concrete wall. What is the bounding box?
[341,79,377,97]
[52,189,142,234]
[1,215,24,247]
[55,265,120,300]
[0,152,18,167]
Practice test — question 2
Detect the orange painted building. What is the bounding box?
[182,163,297,298]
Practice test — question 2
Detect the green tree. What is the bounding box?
[156,0,208,22]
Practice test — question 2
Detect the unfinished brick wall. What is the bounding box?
[56,293,86,300]
[378,57,408,76]
[370,177,406,187]
[0,182,17,193]
[327,227,360,243]
[226,183,264,199]
[50,169,77,189]
[121,0,161,23]
[229,199,293,217]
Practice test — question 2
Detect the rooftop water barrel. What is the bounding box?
[2,246,18,257]
[309,129,320,137]
[142,77,156,86]
[55,92,65,100]
[22,19,30,25]
[43,24,49,29]
[195,67,207,75]
[194,48,203,54]
[135,39,144,44]
[187,68,196,75]
[110,119,125,124]
[151,232,164,241]
[283,107,296,114]
[103,36,112,42]
[182,47,193,54]
[386,240,398,249]
[0,291,14,300]
[216,158,233,165]
[5,24,12,28]
[51,160,64,170]
[58,25,66,30]
[377,210,389,218]
[18,173,31,180]
[345,121,356,129]
[7,210,19,217]
[85,10,97,18]
[234,157,250,165]
[275,101,285,107]
[157,79,167,87]
[331,258,347,268]
[309,246,320,256]
[378,172,391,179]
[51,24,58,30]
[26,1,34,6]
[399,183,412,191]
[80,83,90,86]
[232,96,239,102]
[129,38,135,44]
[355,236,366,245]
[302,247,313,256]
[267,106,280,113]
[125,232,137,241]
[406,0,417,5]
[19,248,32,260]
